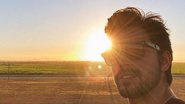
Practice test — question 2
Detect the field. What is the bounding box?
[0,61,185,75]
[0,61,110,76]
[0,61,185,104]
[172,62,185,74]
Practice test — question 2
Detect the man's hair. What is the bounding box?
[105,7,173,85]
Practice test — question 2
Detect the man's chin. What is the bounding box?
[115,71,161,98]
[118,87,148,98]
[116,83,151,98]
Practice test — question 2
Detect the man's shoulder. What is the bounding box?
[165,97,185,104]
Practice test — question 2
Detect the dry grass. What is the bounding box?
[171,76,185,100]
[0,76,184,104]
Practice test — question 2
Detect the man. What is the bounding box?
[101,7,185,104]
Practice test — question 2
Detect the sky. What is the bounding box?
[0,0,185,62]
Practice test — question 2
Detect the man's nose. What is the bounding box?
[117,57,133,70]
[119,62,131,71]
[117,55,131,65]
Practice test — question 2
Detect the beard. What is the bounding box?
[114,64,161,98]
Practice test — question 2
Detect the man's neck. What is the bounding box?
[128,76,176,104]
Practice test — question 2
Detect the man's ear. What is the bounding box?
[160,51,172,72]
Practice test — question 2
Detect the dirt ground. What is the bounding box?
[0,75,184,104]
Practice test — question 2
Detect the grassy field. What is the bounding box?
[0,61,184,104]
[0,61,185,75]
[172,62,185,74]
[0,61,110,77]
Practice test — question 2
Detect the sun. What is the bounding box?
[83,29,112,61]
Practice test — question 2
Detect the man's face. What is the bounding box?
[108,35,162,98]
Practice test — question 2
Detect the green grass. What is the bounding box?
[0,61,110,76]
[172,62,185,74]
[0,61,184,75]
